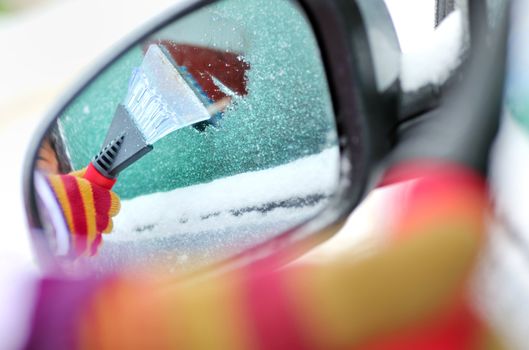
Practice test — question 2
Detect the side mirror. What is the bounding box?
[25,0,368,275]
[24,0,506,278]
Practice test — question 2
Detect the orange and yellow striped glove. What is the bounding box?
[47,169,120,257]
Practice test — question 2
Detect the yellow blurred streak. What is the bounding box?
[290,221,481,348]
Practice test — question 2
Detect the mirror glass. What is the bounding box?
[33,0,340,273]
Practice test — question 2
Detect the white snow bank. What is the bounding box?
[400,10,464,92]
[109,146,339,242]
[92,147,339,270]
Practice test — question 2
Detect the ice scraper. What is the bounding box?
[83,44,220,190]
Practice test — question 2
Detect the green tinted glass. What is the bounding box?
[35,0,340,272]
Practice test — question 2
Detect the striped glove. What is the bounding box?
[47,169,120,257]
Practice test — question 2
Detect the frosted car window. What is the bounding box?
[40,0,340,272]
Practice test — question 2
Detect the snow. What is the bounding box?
[400,10,464,92]
[92,147,340,271]
[384,0,435,53]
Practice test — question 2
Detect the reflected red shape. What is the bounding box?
[144,41,250,103]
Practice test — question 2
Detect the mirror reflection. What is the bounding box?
[34,0,340,272]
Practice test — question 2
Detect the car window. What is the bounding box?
[49,0,340,270]
[59,0,337,200]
